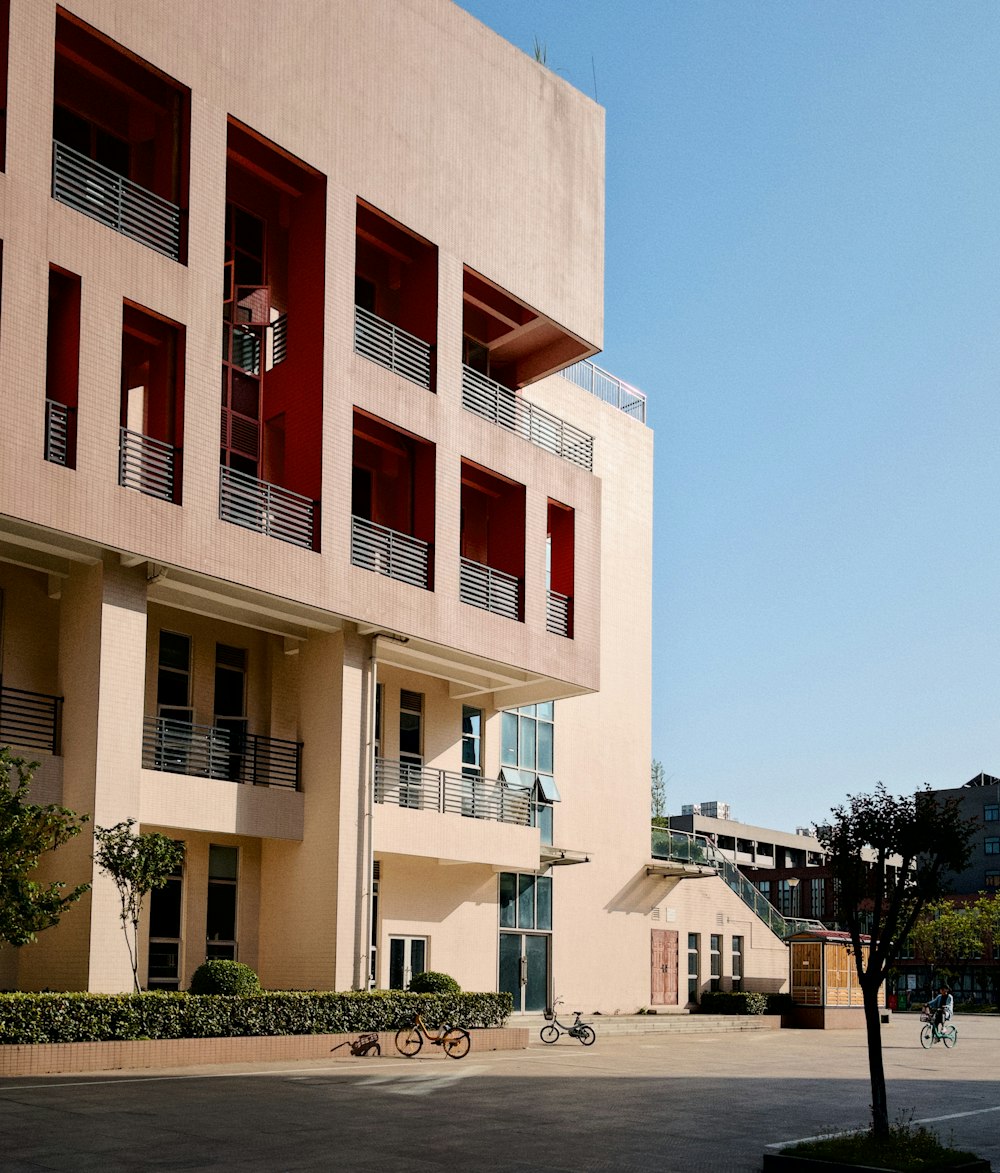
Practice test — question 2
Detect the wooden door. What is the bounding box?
[651,928,679,1005]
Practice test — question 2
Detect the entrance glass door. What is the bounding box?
[499,932,549,1012]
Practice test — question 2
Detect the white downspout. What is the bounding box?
[354,637,378,990]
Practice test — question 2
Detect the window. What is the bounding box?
[731,936,744,992]
[147,845,183,989]
[985,805,999,823]
[388,936,426,990]
[157,631,191,721]
[501,702,556,844]
[986,872,1000,891]
[398,689,423,807]
[985,838,1000,856]
[461,705,485,818]
[687,933,700,1002]
[777,879,792,916]
[499,872,552,932]
[757,879,771,903]
[206,844,238,960]
[45,266,80,467]
[810,877,824,919]
[214,644,247,780]
[710,934,722,992]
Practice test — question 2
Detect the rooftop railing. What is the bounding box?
[546,589,572,638]
[219,466,316,550]
[0,685,62,754]
[142,716,301,789]
[562,358,646,424]
[374,757,533,826]
[44,400,75,467]
[119,428,176,502]
[52,141,182,261]
[354,305,432,389]
[461,366,594,471]
[460,557,520,621]
[351,515,431,589]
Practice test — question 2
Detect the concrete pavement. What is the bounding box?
[1,1013,997,1172]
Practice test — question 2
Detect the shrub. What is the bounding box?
[408,971,460,994]
[188,960,262,996]
[698,990,775,1015]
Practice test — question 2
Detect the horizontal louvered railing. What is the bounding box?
[0,685,62,753]
[462,366,594,470]
[546,589,572,637]
[351,516,431,589]
[52,141,182,261]
[374,757,533,825]
[142,717,301,789]
[459,557,520,620]
[119,428,176,501]
[354,305,432,389]
[44,400,74,466]
[219,467,316,550]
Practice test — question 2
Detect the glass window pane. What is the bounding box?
[148,877,182,938]
[399,712,421,756]
[501,712,518,766]
[518,873,535,929]
[536,701,554,721]
[536,721,553,774]
[535,875,552,930]
[206,883,236,941]
[209,845,238,880]
[389,938,405,989]
[462,708,480,737]
[157,669,188,707]
[524,935,548,1012]
[159,631,190,670]
[536,801,553,846]
[498,933,521,1003]
[410,938,426,978]
[499,872,517,928]
[518,716,535,769]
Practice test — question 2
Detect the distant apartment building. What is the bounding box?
[0,0,794,1012]
[926,774,1000,895]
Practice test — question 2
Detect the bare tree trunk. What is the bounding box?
[863,981,888,1137]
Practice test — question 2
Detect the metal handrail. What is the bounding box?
[52,141,182,261]
[374,757,533,825]
[459,557,520,621]
[562,358,647,424]
[351,516,431,589]
[650,825,825,939]
[142,716,301,789]
[354,305,432,389]
[219,466,316,550]
[119,428,176,501]
[461,366,594,471]
[546,589,572,637]
[44,400,75,466]
[0,684,62,754]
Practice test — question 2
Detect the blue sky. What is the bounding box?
[457,1,1000,831]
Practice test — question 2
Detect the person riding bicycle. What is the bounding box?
[924,985,953,1032]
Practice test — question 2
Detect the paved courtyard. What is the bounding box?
[1,1015,998,1172]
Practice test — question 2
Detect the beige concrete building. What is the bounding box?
[0,0,787,1011]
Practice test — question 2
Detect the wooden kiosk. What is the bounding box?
[787,930,886,1029]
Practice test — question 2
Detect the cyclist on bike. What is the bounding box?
[924,985,953,1032]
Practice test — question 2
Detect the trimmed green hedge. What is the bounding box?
[698,991,792,1016]
[0,990,513,1045]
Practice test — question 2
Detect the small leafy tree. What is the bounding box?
[816,784,974,1138]
[910,898,984,986]
[93,820,185,993]
[0,747,89,946]
[651,759,666,821]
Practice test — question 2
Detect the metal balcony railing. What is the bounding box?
[354,305,432,389]
[271,313,288,365]
[462,366,594,471]
[0,685,62,754]
[351,516,431,589]
[562,358,647,424]
[52,141,182,261]
[374,757,533,825]
[546,589,572,637]
[651,825,825,939]
[119,428,176,502]
[44,400,75,466]
[219,467,316,550]
[142,717,301,789]
[459,557,520,621]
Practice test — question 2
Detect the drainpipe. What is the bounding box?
[354,637,378,991]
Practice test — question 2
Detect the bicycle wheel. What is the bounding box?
[577,1025,596,1046]
[395,1027,423,1057]
[919,1024,934,1049]
[941,1026,957,1048]
[443,1028,471,1059]
[540,1024,559,1044]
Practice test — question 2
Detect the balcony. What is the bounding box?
[44,400,75,467]
[52,141,182,261]
[142,717,301,789]
[0,685,62,754]
[119,428,177,502]
[354,305,432,389]
[546,589,572,638]
[374,758,532,825]
[462,366,594,471]
[219,466,316,550]
[351,516,431,589]
[562,358,646,424]
[460,557,520,621]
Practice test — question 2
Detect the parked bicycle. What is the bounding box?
[540,999,596,1046]
[919,1009,957,1049]
[394,1012,471,1059]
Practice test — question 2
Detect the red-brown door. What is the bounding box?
[651,929,678,1005]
